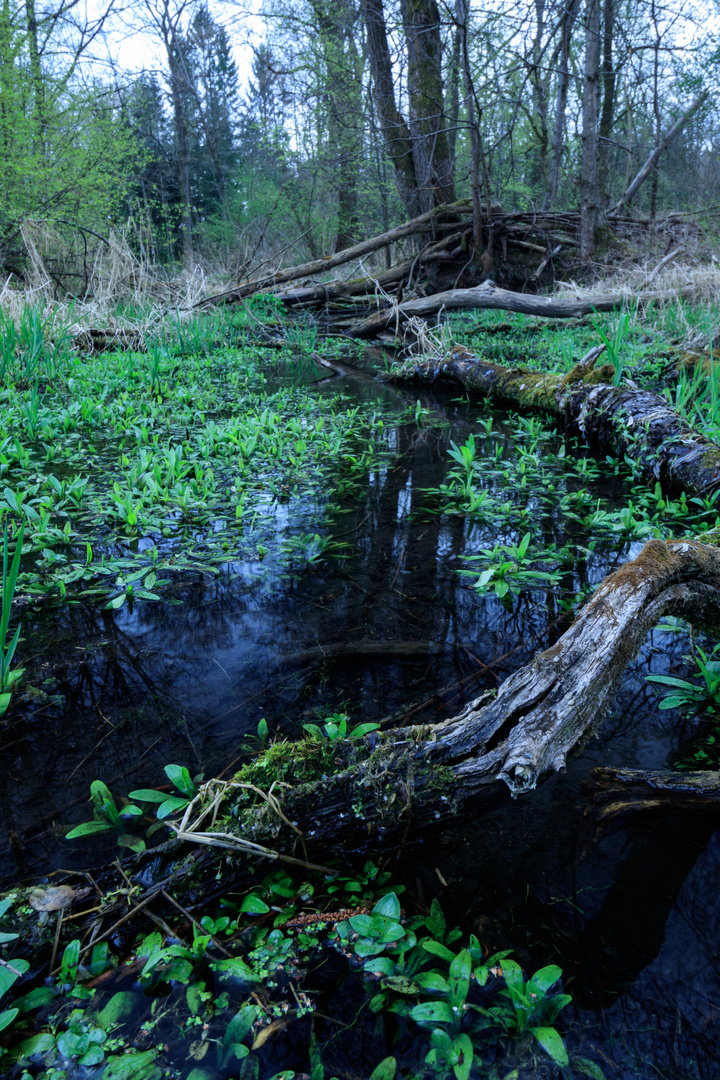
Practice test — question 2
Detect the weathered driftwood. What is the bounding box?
[184,538,720,860]
[347,280,694,337]
[384,345,720,498]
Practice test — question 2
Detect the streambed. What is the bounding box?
[2,341,720,1078]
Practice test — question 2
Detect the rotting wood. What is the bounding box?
[582,766,720,842]
[383,344,720,498]
[130,536,720,863]
[346,280,695,338]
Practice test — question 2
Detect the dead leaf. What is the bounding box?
[29,886,76,911]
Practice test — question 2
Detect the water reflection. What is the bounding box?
[2,367,719,1074]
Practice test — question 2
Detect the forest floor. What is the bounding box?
[1,284,720,1079]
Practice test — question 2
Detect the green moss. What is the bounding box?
[232,738,354,791]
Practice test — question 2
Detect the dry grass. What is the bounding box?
[0,220,229,347]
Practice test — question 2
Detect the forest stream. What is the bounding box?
[2,338,720,1080]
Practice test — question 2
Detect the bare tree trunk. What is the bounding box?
[544,0,580,210]
[580,0,601,260]
[401,0,455,211]
[384,345,720,498]
[346,280,693,337]
[168,536,720,858]
[197,200,471,305]
[361,0,420,217]
[610,90,709,215]
[455,0,483,263]
[598,0,615,204]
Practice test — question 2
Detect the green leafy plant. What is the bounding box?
[591,309,630,386]
[129,763,198,820]
[459,533,562,598]
[0,522,24,715]
[302,712,380,741]
[65,780,146,852]
[0,895,30,1058]
[646,643,720,715]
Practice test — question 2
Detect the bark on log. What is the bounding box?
[196,201,471,307]
[581,766,720,842]
[175,538,720,861]
[383,345,720,498]
[347,281,693,337]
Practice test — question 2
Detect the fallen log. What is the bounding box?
[196,201,472,307]
[275,229,468,307]
[157,537,720,863]
[585,766,720,826]
[347,280,694,337]
[383,345,720,497]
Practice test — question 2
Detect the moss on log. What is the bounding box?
[384,345,720,497]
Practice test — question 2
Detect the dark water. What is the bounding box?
[2,363,718,1077]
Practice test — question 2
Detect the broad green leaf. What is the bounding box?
[96,991,138,1028]
[157,796,190,819]
[65,820,115,838]
[211,957,263,983]
[430,1028,454,1056]
[527,964,562,996]
[369,1057,396,1080]
[14,1031,56,1060]
[452,1033,473,1080]
[165,764,195,797]
[0,1008,18,1034]
[381,976,421,994]
[80,1045,105,1066]
[410,1000,454,1026]
[0,957,28,998]
[500,958,524,994]
[349,914,375,936]
[372,892,400,921]
[573,1056,607,1079]
[224,1005,258,1048]
[422,938,455,963]
[128,789,167,803]
[239,894,270,915]
[102,1049,162,1080]
[532,1026,569,1066]
[349,722,381,739]
[363,958,395,976]
[415,970,450,993]
[427,897,446,941]
[116,834,146,853]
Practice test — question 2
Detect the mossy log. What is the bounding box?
[185,538,720,861]
[384,345,720,498]
[347,281,694,338]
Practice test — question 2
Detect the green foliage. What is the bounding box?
[591,311,630,386]
[302,712,380,741]
[459,532,563,599]
[65,780,146,852]
[647,643,720,715]
[0,322,396,608]
[0,521,24,715]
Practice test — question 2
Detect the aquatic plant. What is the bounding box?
[459,532,563,599]
[647,643,720,715]
[0,522,24,715]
